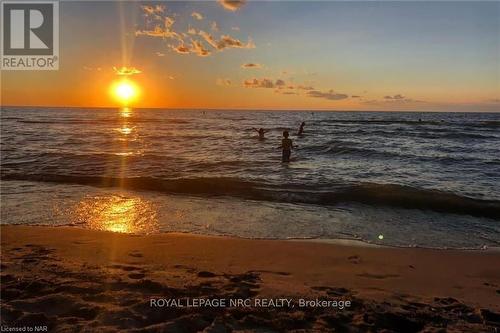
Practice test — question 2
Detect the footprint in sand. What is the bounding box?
[311,286,350,296]
[129,251,143,258]
[357,272,400,279]
[348,255,361,264]
[128,273,146,279]
[249,270,291,276]
[198,271,217,278]
[109,264,142,272]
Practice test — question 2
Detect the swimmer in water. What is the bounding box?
[279,130,296,162]
[253,128,268,140]
[298,122,305,136]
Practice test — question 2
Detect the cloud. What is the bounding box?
[219,34,255,49]
[297,85,314,91]
[243,78,276,88]
[135,24,181,40]
[363,96,425,106]
[171,44,190,54]
[384,94,405,100]
[241,63,262,69]
[113,66,142,76]
[275,79,286,87]
[136,5,255,57]
[216,78,232,86]
[199,31,255,51]
[191,12,203,20]
[155,52,165,57]
[141,5,165,16]
[307,90,349,100]
[218,0,246,11]
[198,31,217,48]
[191,40,211,57]
[170,40,211,56]
[351,95,361,98]
[231,26,240,31]
[239,76,352,101]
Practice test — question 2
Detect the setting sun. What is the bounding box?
[111,79,139,105]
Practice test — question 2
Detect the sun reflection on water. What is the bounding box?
[73,195,159,234]
[120,107,131,118]
[118,125,133,135]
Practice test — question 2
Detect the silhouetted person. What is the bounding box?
[253,128,268,140]
[298,122,305,136]
[280,130,295,162]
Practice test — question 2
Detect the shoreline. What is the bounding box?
[1,225,499,331]
[4,222,500,252]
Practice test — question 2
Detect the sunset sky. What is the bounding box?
[1,0,499,111]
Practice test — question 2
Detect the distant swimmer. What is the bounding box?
[253,128,268,140]
[298,122,306,136]
[279,130,296,163]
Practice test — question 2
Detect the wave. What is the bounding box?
[2,173,499,219]
[321,119,500,128]
[305,142,500,165]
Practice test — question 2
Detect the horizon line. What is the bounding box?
[1,104,499,113]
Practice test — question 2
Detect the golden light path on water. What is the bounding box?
[73,194,159,234]
[71,107,159,234]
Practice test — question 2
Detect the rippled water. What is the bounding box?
[1,107,499,248]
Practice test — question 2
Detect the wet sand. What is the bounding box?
[1,225,499,332]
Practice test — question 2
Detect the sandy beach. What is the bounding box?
[1,225,499,332]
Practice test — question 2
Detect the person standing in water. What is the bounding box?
[298,122,305,136]
[253,128,268,140]
[280,130,294,162]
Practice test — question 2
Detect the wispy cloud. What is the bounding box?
[136,6,255,57]
[241,76,350,101]
[362,95,426,106]
[191,12,203,20]
[297,85,314,91]
[243,78,276,88]
[307,90,348,100]
[191,40,211,57]
[275,79,286,87]
[384,94,405,100]
[141,4,165,16]
[113,66,142,76]
[218,0,246,12]
[171,44,190,55]
[135,11,181,41]
[241,63,262,69]
[199,31,255,51]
